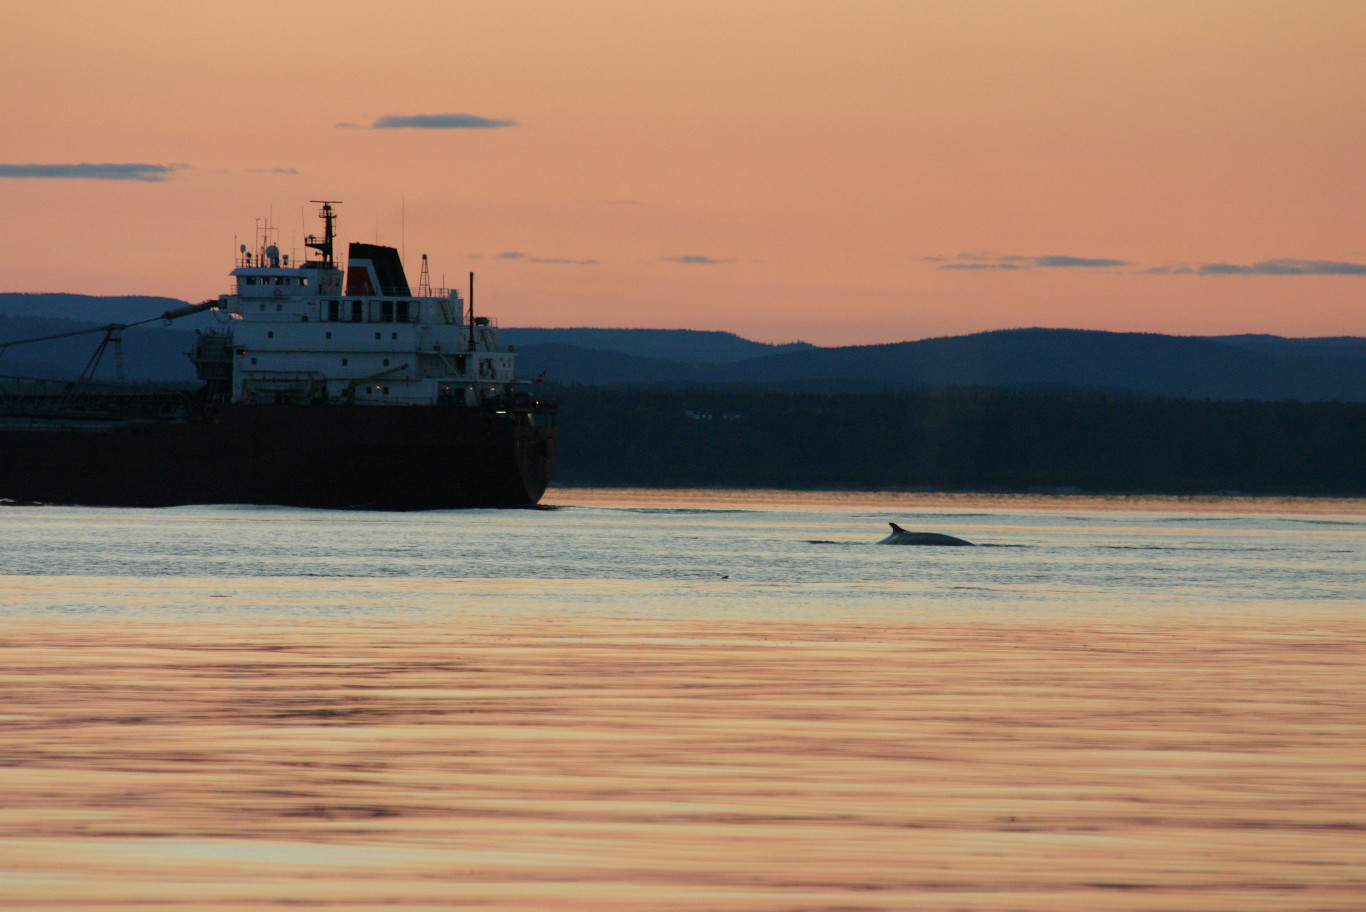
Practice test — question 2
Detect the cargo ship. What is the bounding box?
[0,202,557,509]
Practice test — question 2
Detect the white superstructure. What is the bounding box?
[198,202,518,407]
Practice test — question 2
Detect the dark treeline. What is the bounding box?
[548,385,1366,495]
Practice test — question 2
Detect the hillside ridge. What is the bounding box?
[3,294,1364,401]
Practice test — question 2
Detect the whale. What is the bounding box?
[878,523,974,546]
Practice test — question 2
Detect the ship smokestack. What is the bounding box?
[346,244,411,297]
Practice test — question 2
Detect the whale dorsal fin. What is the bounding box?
[889,523,905,533]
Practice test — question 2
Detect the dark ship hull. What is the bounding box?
[0,401,557,510]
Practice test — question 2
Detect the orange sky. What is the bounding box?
[1,1,1362,345]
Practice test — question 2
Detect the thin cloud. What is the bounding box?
[937,253,1128,270]
[664,255,734,265]
[246,167,299,175]
[1034,255,1129,268]
[496,250,597,265]
[0,162,183,182]
[371,114,516,130]
[938,251,1365,275]
[1148,259,1366,276]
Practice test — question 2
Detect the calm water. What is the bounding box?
[3,488,1364,618]
[1,489,1364,910]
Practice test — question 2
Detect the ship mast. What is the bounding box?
[304,200,342,266]
[417,253,432,296]
[468,272,476,349]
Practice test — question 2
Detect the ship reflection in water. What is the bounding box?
[1,491,1363,910]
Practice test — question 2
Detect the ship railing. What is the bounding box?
[0,375,194,421]
[239,371,321,392]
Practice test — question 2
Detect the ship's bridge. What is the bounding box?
[232,267,315,297]
[231,263,343,296]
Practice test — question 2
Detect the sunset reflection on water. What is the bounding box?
[2,612,1362,911]
[1,493,1363,910]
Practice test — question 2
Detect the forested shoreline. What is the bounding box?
[548,385,1366,496]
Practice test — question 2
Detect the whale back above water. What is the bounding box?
[878,523,974,546]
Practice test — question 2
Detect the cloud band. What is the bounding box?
[371,114,516,130]
[937,254,1128,271]
[497,251,598,265]
[664,255,734,265]
[0,163,181,182]
[1148,259,1366,276]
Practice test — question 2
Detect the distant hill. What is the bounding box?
[5,295,1366,401]
[523,328,1366,401]
[1204,334,1366,359]
[512,343,707,385]
[500,328,813,363]
[0,292,200,324]
[0,315,200,382]
[702,329,1366,400]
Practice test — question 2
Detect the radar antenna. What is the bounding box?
[304,200,342,266]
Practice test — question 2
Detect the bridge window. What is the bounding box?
[351,301,363,322]
[327,300,339,321]
[396,300,409,322]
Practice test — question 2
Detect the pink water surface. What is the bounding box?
[2,608,1362,911]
